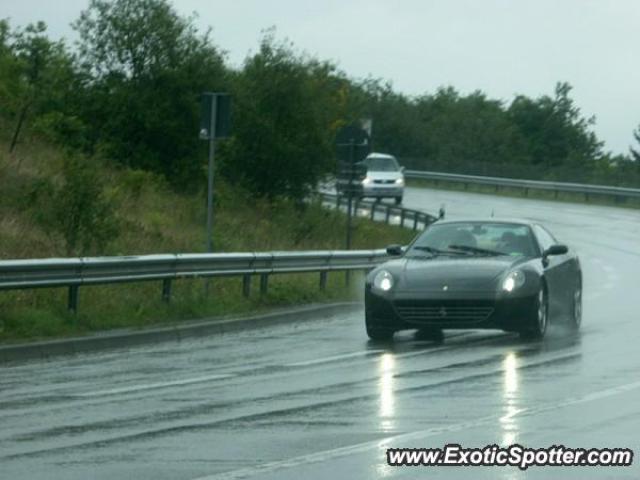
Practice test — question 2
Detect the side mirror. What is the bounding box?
[386,244,403,256]
[543,244,568,257]
[400,166,406,173]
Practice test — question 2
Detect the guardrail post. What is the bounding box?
[68,285,79,313]
[400,209,406,228]
[242,274,251,298]
[260,274,269,295]
[413,214,419,231]
[385,206,391,224]
[336,195,340,210]
[162,279,172,303]
[319,271,327,291]
[370,204,376,220]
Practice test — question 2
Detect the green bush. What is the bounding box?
[29,155,120,256]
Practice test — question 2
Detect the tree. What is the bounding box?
[508,82,603,177]
[0,21,71,153]
[0,19,20,121]
[73,0,227,188]
[219,33,347,201]
[30,155,119,256]
[631,124,640,163]
[412,87,530,173]
[345,78,425,157]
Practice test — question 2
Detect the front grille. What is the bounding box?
[373,179,396,184]
[393,300,494,324]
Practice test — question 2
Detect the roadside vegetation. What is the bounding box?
[2,0,640,341]
[0,131,414,341]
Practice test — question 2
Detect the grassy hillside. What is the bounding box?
[0,129,415,342]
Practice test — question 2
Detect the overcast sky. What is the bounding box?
[2,0,639,155]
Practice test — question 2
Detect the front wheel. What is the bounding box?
[567,280,582,331]
[365,312,395,341]
[520,287,548,340]
[366,324,394,341]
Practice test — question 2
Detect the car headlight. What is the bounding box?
[362,176,372,185]
[373,270,394,292]
[502,270,525,292]
[395,177,404,185]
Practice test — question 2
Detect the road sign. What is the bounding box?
[200,93,231,140]
[335,124,370,165]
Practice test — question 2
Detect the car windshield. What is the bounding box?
[406,222,538,257]
[365,157,399,172]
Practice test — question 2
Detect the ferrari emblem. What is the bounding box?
[439,307,447,317]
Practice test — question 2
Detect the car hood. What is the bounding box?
[367,171,403,181]
[396,256,523,291]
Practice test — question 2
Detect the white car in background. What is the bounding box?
[360,153,405,204]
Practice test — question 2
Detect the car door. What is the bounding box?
[533,225,572,316]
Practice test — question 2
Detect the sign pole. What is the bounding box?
[206,95,217,254]
[346,139,354,251]
[335,123,370,287]
[206,137,216,252]
[204,95,218,296]
[345,139,355,286]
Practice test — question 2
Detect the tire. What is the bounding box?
[520,286,548,340]
[365,312,394,341]
[568,279,582,331]
[394,196,402,205]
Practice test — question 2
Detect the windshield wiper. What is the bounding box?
[412,246,467,256]
[447,244,505,256]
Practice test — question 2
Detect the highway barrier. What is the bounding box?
[405,170,640,202]
[0,250,389,313]
[1,192,441,314]
[318,192,439,230]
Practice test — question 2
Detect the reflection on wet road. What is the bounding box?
[1,187,639,479]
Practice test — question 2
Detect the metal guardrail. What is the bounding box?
[405,170,640,201]
[1,189,440,314]
[319,192,439,230]
[0,250,388,313]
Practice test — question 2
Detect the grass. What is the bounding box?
[0,128,413,343]
[406,178,640,210]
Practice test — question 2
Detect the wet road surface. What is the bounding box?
[1,187,639,479]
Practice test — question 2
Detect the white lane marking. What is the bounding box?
[195,379,640,480]
[73,374,235,398]
[284,350,386,367]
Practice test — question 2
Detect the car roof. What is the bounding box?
[365,152,396,160]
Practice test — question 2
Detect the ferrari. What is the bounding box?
[365,219,582,341]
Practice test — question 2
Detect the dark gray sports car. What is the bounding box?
[365,219,582,341]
